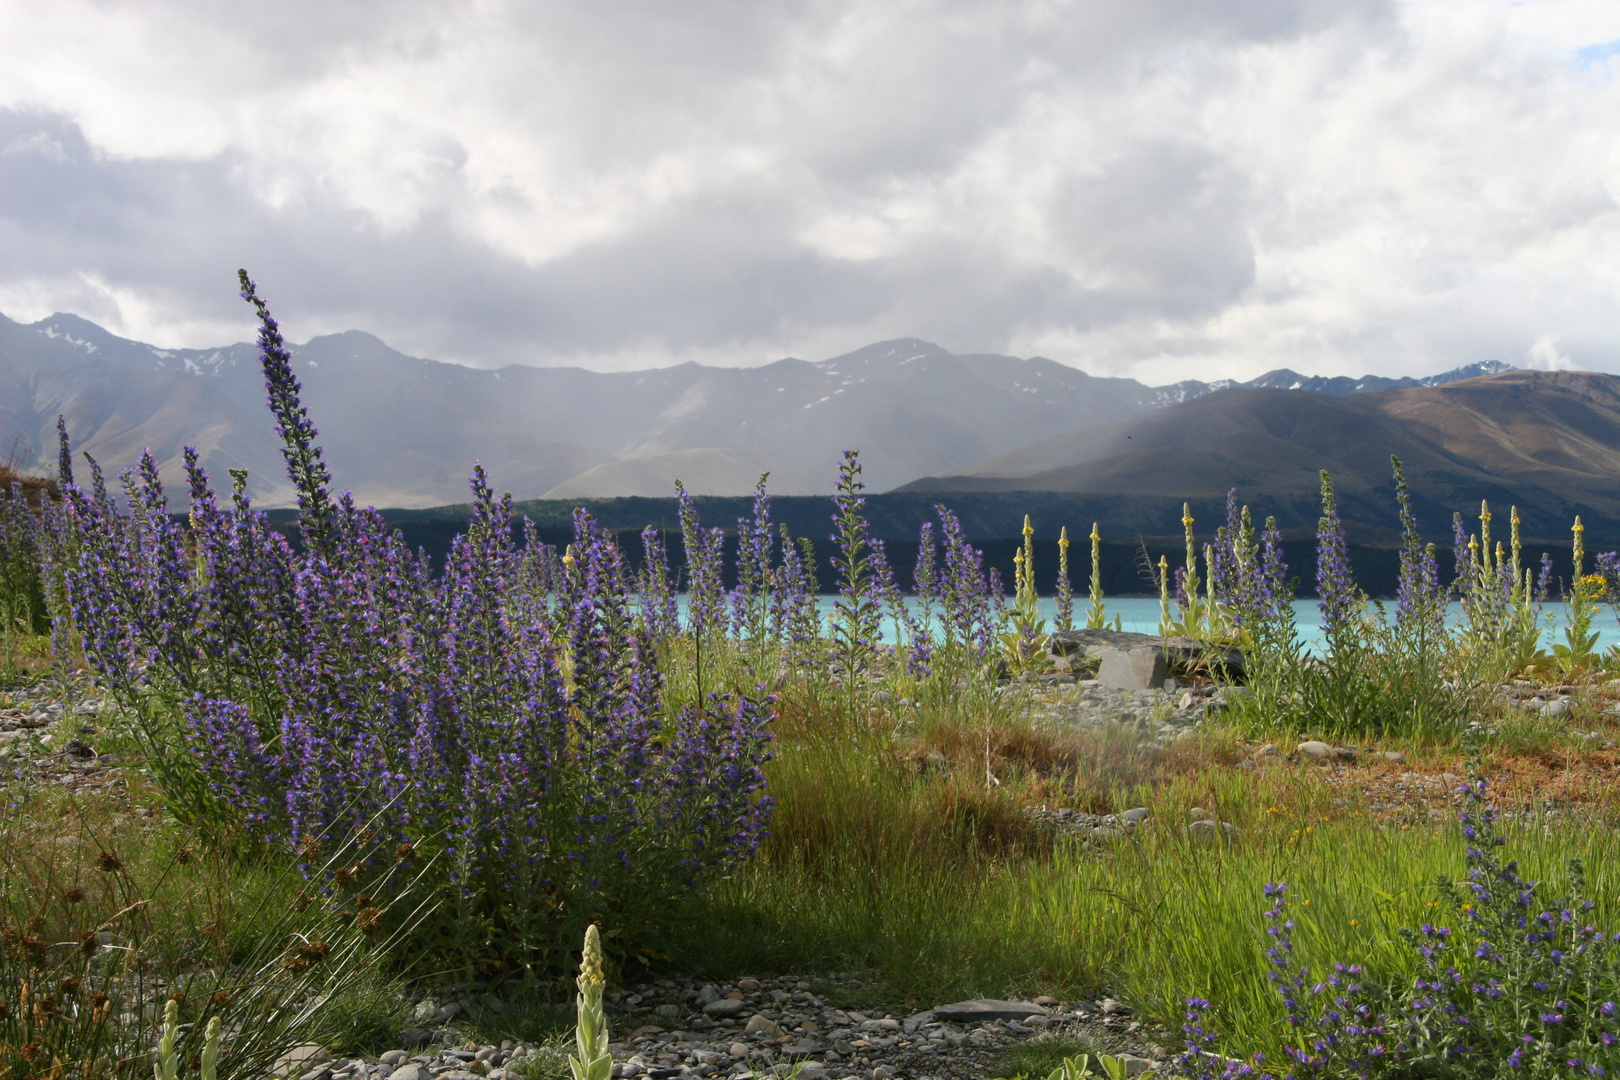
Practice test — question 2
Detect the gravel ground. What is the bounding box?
[315,974,1170,1080]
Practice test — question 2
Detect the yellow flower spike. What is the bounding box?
[570,924,612,1080]
[1023,515,1035,539]
[1058,527,1070,554]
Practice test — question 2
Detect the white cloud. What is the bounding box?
[0,0,1618,380]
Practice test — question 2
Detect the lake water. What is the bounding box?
[686,595,1620,653]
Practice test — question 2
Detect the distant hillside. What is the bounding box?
[896,371,1620,540]
[0,308,1518,506]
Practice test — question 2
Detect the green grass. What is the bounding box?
[991,1036,1102,1079]
[668,682,1620,1066]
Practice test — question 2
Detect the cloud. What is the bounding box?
[0,0,1618,381]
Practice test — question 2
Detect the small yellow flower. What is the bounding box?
[1350,919,1360,927]
[1302,899,1311,906]
[1267,807,1280,814]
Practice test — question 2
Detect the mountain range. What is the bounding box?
[0,309,1518,509]
[898,370,1620,541]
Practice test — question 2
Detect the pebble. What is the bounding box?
[327,974,1165,1080]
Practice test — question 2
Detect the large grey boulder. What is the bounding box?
[1094,646,1167,690]
[1047,628,1244,679]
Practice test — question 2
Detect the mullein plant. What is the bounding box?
[997,515,1048,670]
[569,925,613,1080]
[1084,524,1115,631]
[1055,526,1075,632]
[1453,500,1547,677]
[45,275,775,973]
[1553,516,1601,675]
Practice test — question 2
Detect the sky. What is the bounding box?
[1,1,1619,383]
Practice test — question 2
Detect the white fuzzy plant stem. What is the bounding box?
[570,925,613,1080]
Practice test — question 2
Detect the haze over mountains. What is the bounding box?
[0,309,1522,510]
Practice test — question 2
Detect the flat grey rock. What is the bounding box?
[1297,740,1333,760]
[1047,628,1244,677]
[703,998,746,1017]
[1095,646,1167,690]
[931,999,1050,1022]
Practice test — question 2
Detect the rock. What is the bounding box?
[1120,807,1150,825]
[653,1003,685,1020]
[1543,699,1572,719]
[902,1011,934,1034]
[275,1045,332,1078]
[703,998,747,1018]
[1379,751,1406,763]
[1255,743,1279,758]
[745,1015,782,1037]
[931,999,1050,1023]
[870,1068,895,1080]
[387,1065,430,1080]
[738,978,761,991]
[1119,1055,1157,1075]
[1186,820,1240,843]
[1095,646,1167,691]
[397,1029,436,1050]
[729,1043,750,1058]
[1188,807,1208,820]
[1099,998,1129,1015]
[1047,628,1244,678]
[378,1052,409,1068]
[1297,740,1333,761]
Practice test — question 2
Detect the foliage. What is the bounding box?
[43,275,774,976]
[1170,777,1620,1078]
[0,805,419,1080]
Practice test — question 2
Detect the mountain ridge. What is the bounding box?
[2,308,1523,507]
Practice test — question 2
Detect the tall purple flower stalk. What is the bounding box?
[731,475,775,645]
[771,526,820,666]
[1392,456,1443,636]
[1316,471,1359,644]
[237,270,335,551]
[677,482,728,641]
[637,526,680,640]
[45,279,776,971]
[935,505,996,659]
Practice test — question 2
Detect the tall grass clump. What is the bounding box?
[40,272,774,976]
[0,799,423,1080]
[1231,460,1478,741]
